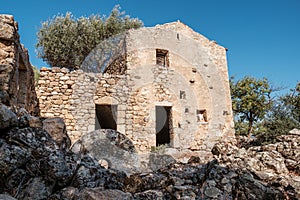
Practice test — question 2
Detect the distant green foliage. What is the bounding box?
[282,82,300,124]
[230,76,272,137]
[32,65,40,85]
[36,5,143,69]
[231,77,300,145]
[259,82,300,143]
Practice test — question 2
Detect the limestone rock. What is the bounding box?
[0,14,39,115]
[0,104,18,129]
[42,118,71,150]
[148,153,176,171]
[212,131,300,199]
[0,194,17,200]
[0,19,16,41]
[17,177,52,200]
[76,188,132,200]
[71,129,140,175]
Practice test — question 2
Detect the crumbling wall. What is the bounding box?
[37,21,234,153]
[125,21,235,150]
[37,67,130,143]
[0,14,39,115]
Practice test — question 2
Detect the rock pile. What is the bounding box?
[0,104,126,200]
[0,104,293,199]
[212,129,300,199]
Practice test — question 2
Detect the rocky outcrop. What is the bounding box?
[71,129,141,175]
[0,14,39,115]
[125,159,285,200]
[43,117,71,150]
[212,129,300,199]
[1,103,291,199]
[0,104,125,199]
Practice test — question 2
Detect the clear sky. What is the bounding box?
[2,0,300,93]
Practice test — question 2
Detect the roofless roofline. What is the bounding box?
[130,20,228,50]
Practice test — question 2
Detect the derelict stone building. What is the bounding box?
[37,21,234,153]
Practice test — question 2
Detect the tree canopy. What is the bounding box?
[36,5,143,69]
[230,76,272,137]
[231,76,300,145]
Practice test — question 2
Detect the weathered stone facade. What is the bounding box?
[0,15,39,115]
[37,21,234,153]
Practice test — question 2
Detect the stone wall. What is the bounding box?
[0,15,39,115]
[37,21,234,153]
[37,67,130,142]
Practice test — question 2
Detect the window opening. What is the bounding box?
[156,49,169,67]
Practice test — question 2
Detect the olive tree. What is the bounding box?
[36,5,143,69]
[230,76,272,137]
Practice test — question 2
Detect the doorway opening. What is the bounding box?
[95,104,117,130]
[156,106,172,146]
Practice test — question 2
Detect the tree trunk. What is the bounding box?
[247,120,253,138]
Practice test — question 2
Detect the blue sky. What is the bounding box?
[2,0,300,93]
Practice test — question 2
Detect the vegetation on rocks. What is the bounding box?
[36,5,143,69]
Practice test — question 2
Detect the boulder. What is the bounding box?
[71,129,140,175]
[0,104,18,130]
[0,194,17,200]
[43,118,71,150]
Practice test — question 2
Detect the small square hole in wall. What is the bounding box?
[156,49,169,67]
[196,109,207,122]
[180,91,186,99]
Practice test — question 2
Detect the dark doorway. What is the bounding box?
[95,104,117,130]
[156,106,172,146]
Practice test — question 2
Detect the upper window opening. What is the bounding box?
[156,49,169,67]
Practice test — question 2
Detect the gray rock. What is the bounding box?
[0,138,30,178]
[0,104,18,129]
[71,129,140,175]
[0,194,17,200]
[0,21,15,41]
[204,186,222,198]
[43,118,71,150]
[17,177,52,200]
[149,153,176,171]
[76,188,132,200]
[134,190,163,200]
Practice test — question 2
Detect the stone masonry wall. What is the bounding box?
[37,21,234,153]
[0,14,39,115]
[37,67,130,142]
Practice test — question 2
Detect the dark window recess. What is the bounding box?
[180,91,186,99]
[95,104,117,130]
[196,109,208,122]
[156,49,169,67]
[156,106,172,146]
[185,108,189,113]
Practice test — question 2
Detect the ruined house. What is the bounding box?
[37,21,234,153]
